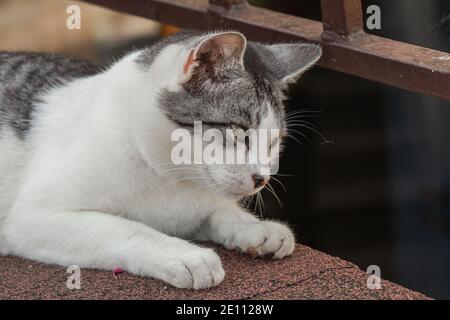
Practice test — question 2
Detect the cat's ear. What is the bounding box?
[263,43,322,87]
[181,32,247,83]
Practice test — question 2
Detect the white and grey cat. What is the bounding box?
[0,31,321,289]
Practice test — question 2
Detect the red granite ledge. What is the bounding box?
[0,244,431,300]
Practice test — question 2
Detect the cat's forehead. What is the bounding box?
[198,72,284,127]
[159,66,284,130]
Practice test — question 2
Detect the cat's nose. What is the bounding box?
[252,174,268,188]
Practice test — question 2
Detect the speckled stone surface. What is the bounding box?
[0,244,430,300]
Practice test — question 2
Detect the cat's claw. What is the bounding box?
[162,248,225,289]
[225,221,295,259]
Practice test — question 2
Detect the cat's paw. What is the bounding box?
[225,220,295,259]
[161,248,225,289]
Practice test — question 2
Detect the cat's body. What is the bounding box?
[0,31,321,289]
[0,51,216,240]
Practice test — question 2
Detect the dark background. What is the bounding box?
[245,0,450,299]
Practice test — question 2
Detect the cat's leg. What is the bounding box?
[4,208,224,289]
[196,207,295,259]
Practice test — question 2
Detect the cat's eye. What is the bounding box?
[230,124,249,149]
[230,124,244,135]
[270,137,279,150]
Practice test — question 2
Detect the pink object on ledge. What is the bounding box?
[112,267,125,280]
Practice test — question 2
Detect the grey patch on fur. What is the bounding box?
[154,32,290,133]
[138,31,321,136]
[147,31,321,137]
[247,43,322,84]
[0,52,99,139]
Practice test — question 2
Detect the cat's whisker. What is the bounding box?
[273,172,294,177]
[253,193,259,216]
[285,119,319,129]
[146,169,209,185]
[241,196,253,210]
[166,175,208,184]
[248,194,258,211]
[158,170,208,178]
[145,166,209,185]
[149,163,206,175]
[265,183,283,210]
[162,174,210,187]
[269,176,287,195]
[155,166,207,176]
[155,165,203,172]
[181,180,225,196]
[286,123,332,144]
[285,109,322,116]
[252,193,261,218]
[258,193,266,219]
[285,115,321,122]
[286,130,311,146]
[206,184,229,197]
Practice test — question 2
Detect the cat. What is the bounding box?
[0,30,321,289]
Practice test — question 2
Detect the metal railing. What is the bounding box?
[82,0,450,101]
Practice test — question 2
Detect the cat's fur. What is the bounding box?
[0,31,321,289]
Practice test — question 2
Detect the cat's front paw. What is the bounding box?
[225,221,295,259]
[162,248,225,289]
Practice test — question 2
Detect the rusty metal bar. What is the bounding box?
[209,0,247,11]
[320,0,364,38]
[81,0,450,101]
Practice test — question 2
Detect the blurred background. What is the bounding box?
[0,0,449,299]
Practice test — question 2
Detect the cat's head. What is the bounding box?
[143,31,321,199]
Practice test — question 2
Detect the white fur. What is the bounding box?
[0,42,294,289]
